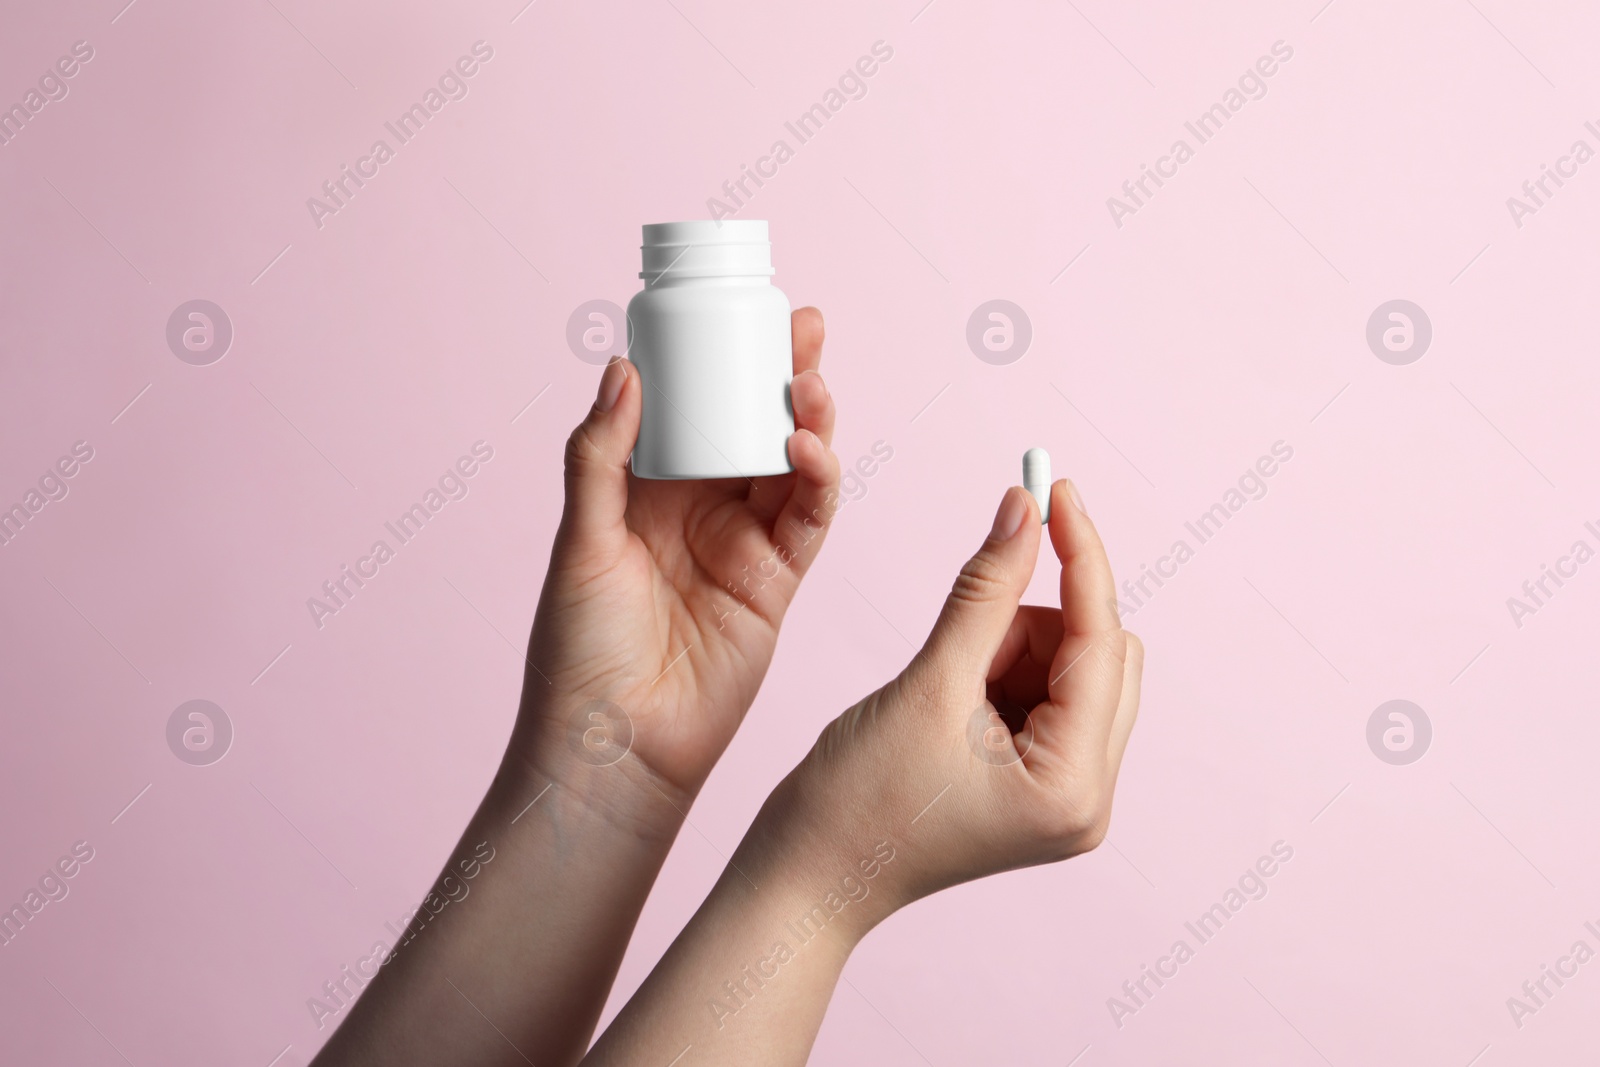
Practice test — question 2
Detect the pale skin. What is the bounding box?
[311,305,1146,1065]
[581,480,1143,1066]
[310,308,843,1067]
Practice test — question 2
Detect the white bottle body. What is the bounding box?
[626,222,795,480]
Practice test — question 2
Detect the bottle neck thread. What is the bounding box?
[639,220,774,282]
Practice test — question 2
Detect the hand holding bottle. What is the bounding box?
[514,307,842,806]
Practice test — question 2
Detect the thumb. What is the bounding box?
[917,486,1042,682]
[554,357,640,562]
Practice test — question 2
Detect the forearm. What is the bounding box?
[312,731,690,1067]
[583,782,902,1066]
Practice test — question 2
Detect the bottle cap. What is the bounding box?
[640,220,774,281]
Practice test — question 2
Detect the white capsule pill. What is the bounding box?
[1023,448,1051,523]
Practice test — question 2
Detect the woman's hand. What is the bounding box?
[517,307,842,807]
[770,479,1142,923]
[580,479,1143,1067]
[312,309,841,1067]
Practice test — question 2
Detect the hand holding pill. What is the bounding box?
[751,476,1142,925]
[581,476,1144,1066]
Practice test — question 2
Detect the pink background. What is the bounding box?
[4,0,1599,1063]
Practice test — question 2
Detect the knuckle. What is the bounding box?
[1099,628,1130,667]
[898,658,957,712]
[564,421,604,474]
[949,551,1009,606]
[812,447,843,490]
[1122,631,1145,677]
[1041,777,1111,847]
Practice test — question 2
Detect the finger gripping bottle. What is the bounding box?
[626,220,795,479]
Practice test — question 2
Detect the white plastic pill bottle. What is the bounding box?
[626,220,795,479]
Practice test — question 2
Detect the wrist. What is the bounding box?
[732,768,910,948]
[501,696,693,848]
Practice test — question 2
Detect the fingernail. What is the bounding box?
[990,488,1027,541]
[794,369,827,398]
[1066,480,1086,515]
[596,358,625,412]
